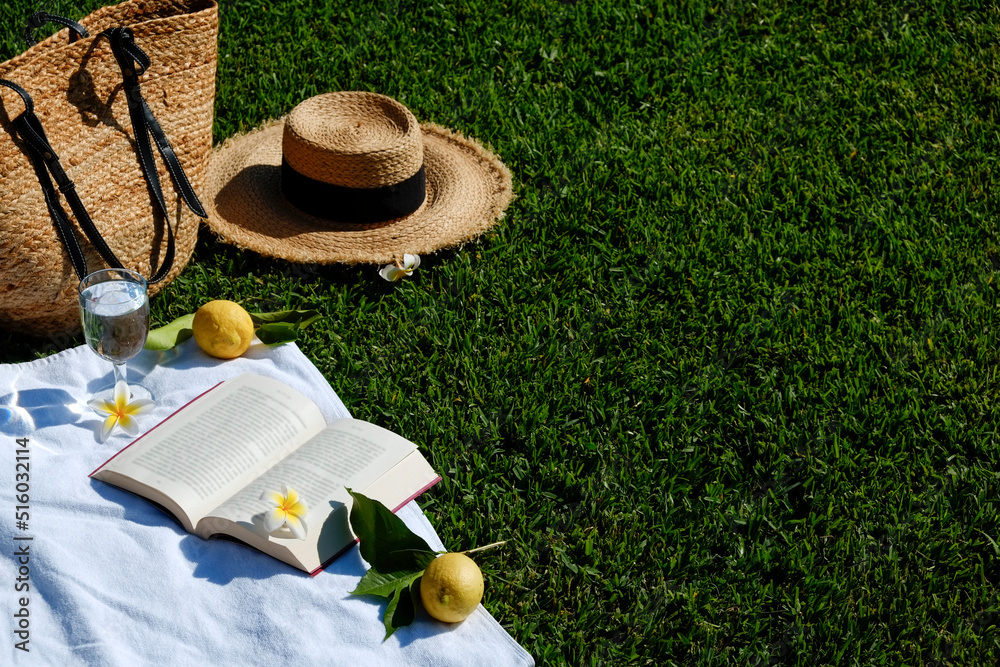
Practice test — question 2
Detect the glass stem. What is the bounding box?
[113,362,128,394]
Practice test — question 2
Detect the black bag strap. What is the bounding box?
[5,16,209,285]
[23,11,89,47]
[97,26,208,222]
[0,78,123,281]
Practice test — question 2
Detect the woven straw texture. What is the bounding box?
[284,92,424,189]
[204,91,513,265]
[0,0,218,336]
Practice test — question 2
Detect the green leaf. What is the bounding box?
[254,321,299,345]
[383,582,417,640]
[251,309,321,346]
[144,313,195,350]
[346,489,439,639]
[350,568,423,640]
[347,488,438,572]
[352,565,423,598]
[249,309,321,327]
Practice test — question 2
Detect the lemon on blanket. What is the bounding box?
[419,552,484,623]
[192,300,254,359]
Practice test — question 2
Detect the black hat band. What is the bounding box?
[281,158,426,225]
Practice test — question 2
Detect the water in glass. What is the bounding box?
[80,279,150,363]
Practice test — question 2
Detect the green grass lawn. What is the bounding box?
[3,0,1000,663]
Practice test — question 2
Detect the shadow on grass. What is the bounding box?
[0,328,84,364]
[0,222,482,365]
[193,227,465,294]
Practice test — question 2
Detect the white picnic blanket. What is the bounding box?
[0,339,532,666]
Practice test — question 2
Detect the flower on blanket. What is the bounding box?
[378,254,421,282]
[88,381,155,442]
[260,484,309,540]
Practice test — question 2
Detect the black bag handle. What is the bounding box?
[0,78,121,281]
[96,26,208,223]
[5,13,211,286]
[21,16,207,224]
[23,11,89,47]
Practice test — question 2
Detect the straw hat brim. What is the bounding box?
[202,118,513,264]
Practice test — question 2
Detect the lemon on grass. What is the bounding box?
[419,552,484,623]
[192,300,255,359]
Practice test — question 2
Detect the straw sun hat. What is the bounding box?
[202,91,513,264]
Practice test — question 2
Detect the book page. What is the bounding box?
[95,374,327,526]
[360,450,441,512]
[202,420,418,563]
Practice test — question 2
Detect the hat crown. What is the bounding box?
[282,92,423,189]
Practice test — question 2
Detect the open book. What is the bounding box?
[90,373,441,575]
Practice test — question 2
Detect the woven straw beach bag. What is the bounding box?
[0,0,218,336]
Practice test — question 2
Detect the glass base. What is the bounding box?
[91,381,153,403]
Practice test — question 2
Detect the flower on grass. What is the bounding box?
[260,484,308,540]
[379,254,421,282]
[88,381,155,442]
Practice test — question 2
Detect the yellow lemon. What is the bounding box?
[419,552,484,623]
[192,300,254,359]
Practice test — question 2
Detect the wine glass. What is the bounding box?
[78,268,151,401]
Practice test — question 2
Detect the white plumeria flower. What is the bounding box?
[88,381,155,442]
[379,254,421,281]
[260,484,308,540]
